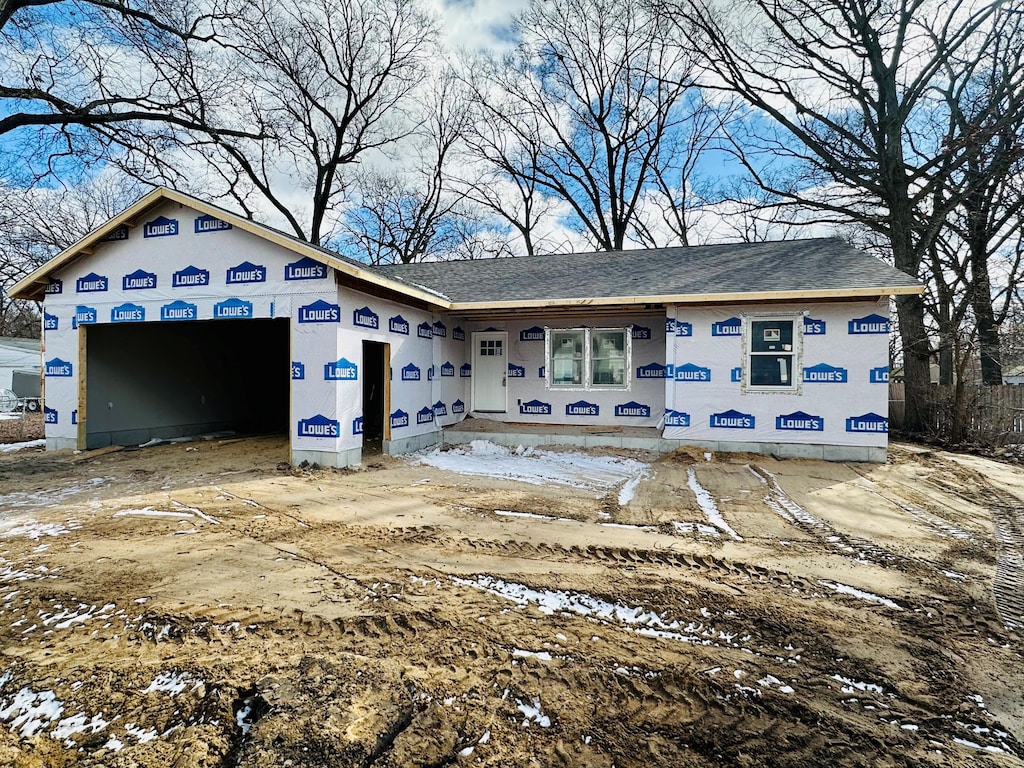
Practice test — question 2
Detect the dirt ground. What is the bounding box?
[0,434,1021,767]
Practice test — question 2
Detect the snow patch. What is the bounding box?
[687,468,742,540]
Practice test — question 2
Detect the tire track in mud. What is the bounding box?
[747,464,901,566]
[903,452,1024,633]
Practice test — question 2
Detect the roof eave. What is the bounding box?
[8,187,452,309]
[449,284,923,312]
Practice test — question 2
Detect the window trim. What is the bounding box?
[544,326,632,391]
[741,313,803,394]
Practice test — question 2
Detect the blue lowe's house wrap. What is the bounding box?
[12,187,920,465]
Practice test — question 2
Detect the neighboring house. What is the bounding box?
[0,336,40,394]
[10,188,921,464]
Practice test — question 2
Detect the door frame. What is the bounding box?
[472,331,508,413]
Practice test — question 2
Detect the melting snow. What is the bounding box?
[113,507,193,519]
[819,581,902,610]
[516,697,551,728]
[141,671,193,695]
[0,439,45,453]
[687,469,742,540]
[0,520,73,540]
[418,441,649,498]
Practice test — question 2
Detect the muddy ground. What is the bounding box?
[0,435,1021,767]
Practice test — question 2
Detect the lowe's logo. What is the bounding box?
[324,357,358,381]
[401,363,421,381]
[44,313,58,331]
[297,300,340,323]
[666,319,676,334]
[161,300,197,321]
[452,399,465,414]
[776,411,824,431]
[416,406,435,425]
[675,363,711,382]
[291,361,305,380]
[676,321,693,337]
[427,365,435,381]
[194,214,231,234]
[710,409,755,429]
[711,317,741,336]
[460,363,472,378]
[391,409,409,429]
[76,272,108,293]
[74,305,97,326]
[433,400,447,417]
[352,417,363,435]
[389,315,410,335]
[143,216,178,238]
[803,363,848,383]
[353,306,379,329]
[566,400,599,417]
[453,327,466,341]
[226,261,266,284]
[441,362,455,377]
[520,326,544,341]
[665,409,690,427]
[284,256,327,280]
[45,358,73,377]
[45,278,62,295]
[111,303,145,323]
[846,413,888,433]
[122,269,157,290]
[297,414,339,438]
[615,401,650,418]
[432,321,447,338]
[632,325,651,340]
[508,363,525,378]
[172,265,210,288]
[521,399,552,415]
[731,367,742,383]
[214,298,253,319]
[417,322,433,339]
[45,406,58,424]
[636,363,665,379]
[99,225,129,242]
[804,317,826,335]
[870,366,889,383]
[848,314,889,334]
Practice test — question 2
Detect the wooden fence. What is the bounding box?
[889,382,1024,443]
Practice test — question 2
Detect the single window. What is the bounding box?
[547,327,630,390]
[745,317,798,390]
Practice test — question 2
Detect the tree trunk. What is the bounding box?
[970,242,1003,385]
[895,292,932,435]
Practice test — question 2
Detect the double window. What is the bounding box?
[744,316,799,391]
[547,328,630,389]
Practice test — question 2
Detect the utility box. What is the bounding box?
[11,369,41,400]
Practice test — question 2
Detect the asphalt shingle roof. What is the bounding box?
[376,238,919,304]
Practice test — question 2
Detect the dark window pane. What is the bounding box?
[751,320,793,353]
[749,355,793,386]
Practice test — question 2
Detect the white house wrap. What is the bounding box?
[12,188,921,465]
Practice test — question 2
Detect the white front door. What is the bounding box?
[473,332,507,412]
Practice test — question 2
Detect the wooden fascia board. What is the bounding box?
[448,285,923,312]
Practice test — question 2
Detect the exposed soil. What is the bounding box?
[0,436,1021,767]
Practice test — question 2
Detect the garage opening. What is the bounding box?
[83,318,290,449]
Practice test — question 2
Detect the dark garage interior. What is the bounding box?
[84,318,290,449]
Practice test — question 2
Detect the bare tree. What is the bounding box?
[1,0,261,178]
[663,0,1007,434]
[938,9,1024,384]
[463,0,707,252]
[340,72,479,264]
[110,0,437,246]
[0,174,144,335]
